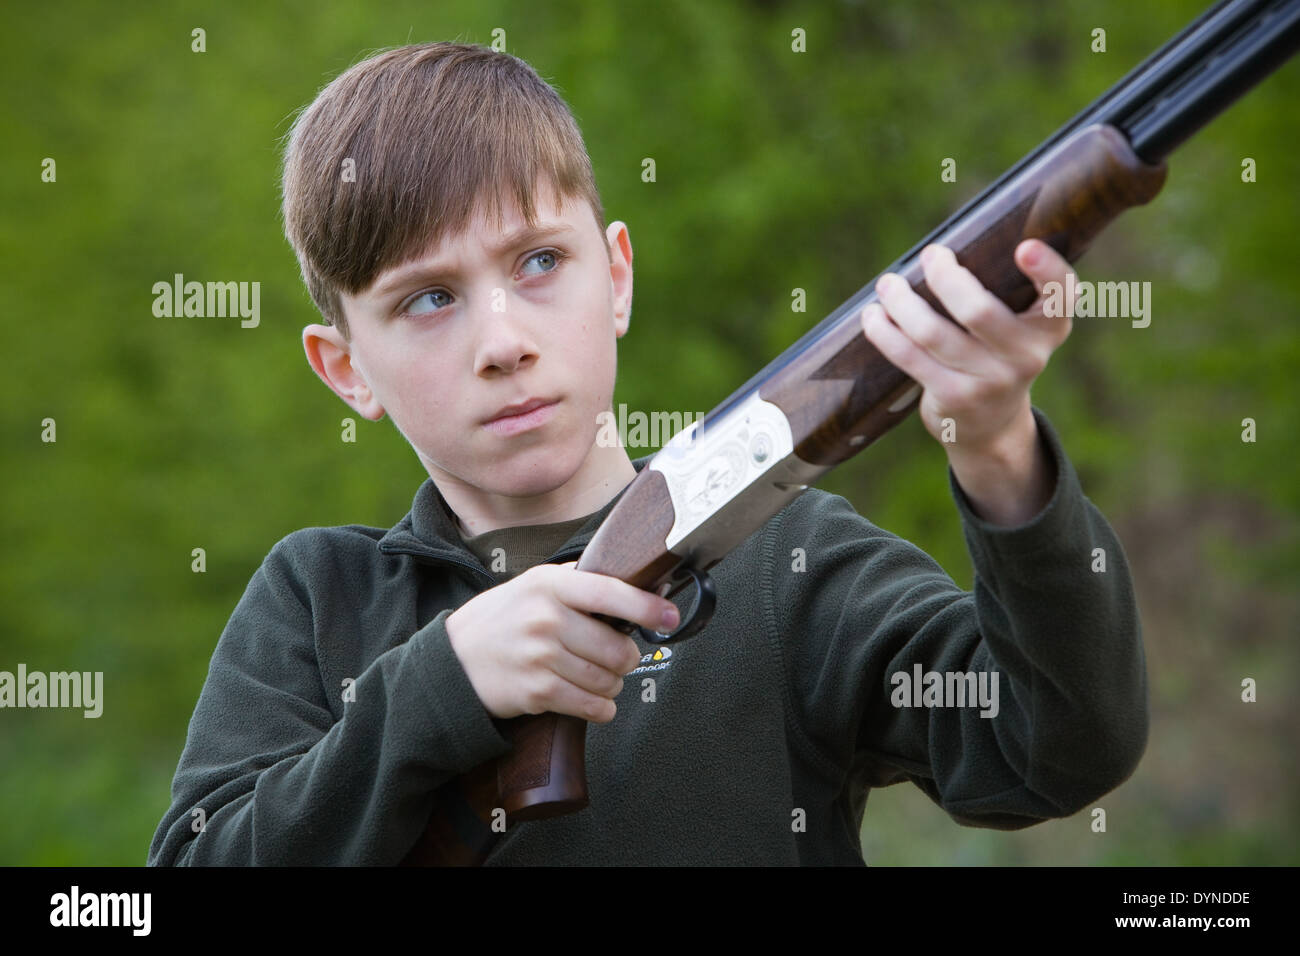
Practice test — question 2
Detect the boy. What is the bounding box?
[148,41,1147,866]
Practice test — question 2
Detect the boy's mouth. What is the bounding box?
[482,397,560,436]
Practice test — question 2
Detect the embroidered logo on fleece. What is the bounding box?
[629,645,674,675]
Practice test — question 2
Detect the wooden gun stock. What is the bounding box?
[400,469,681,865]
[495,468,681,820]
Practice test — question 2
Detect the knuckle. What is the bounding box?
[969,300,1000,329]
[1023,352,1048,380]
[526,600,562,636]
[980,378,1007,404]
[954,265,982,295]
[537,562,571,590]
[933,381,965,410]
[921,267,947,298]
[899,339,926,367]
[603,635,629,669]
[953,262,985,293]
[624,638,643,671]
[994,362,1023,391]
[961,380,989,406]
[523,636,558,671]
[913,322,944,352]
[523,680,550,714]
[517,635,542,665]
[983,370,1013,398]
[579,656,606,689]
[543,673,569,706]
[955,378,984,408]
[519,564,549,587]
[612,582,639,620]
[541,607,565,634]
[619,582,646,620]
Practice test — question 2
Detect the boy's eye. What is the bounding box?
[402,289,453,316]
[519,248,567,277]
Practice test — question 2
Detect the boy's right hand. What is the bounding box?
[445,561,681,723]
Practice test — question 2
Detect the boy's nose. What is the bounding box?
[473,309,539,376]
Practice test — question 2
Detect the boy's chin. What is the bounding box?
[479,444,588,498]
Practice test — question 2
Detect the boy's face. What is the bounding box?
[304,182,634,509]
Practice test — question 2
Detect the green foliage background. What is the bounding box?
[2,0,1296,865]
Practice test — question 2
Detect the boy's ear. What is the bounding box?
[607,220,633,338]
[302,324,385,421]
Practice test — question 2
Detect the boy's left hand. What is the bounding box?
[859,239,1077,525]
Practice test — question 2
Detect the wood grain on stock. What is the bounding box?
[497,468,681,818]
[403,469,680,864]
[761,123,1167,468]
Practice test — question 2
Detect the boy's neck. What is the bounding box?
[434,445,639,536]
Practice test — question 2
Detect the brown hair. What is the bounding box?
[281,42,608,339]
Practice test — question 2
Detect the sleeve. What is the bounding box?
[764,405,1149,828]
[146,535,511,865]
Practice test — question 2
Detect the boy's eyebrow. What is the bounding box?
[372,223,579,297]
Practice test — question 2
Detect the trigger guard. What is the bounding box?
[636,566,716,645]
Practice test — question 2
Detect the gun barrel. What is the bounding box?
[1123,0,1300,161]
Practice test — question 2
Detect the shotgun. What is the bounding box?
[402,0,1300,865]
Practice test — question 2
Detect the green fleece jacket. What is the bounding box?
[147,406,1148,865]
